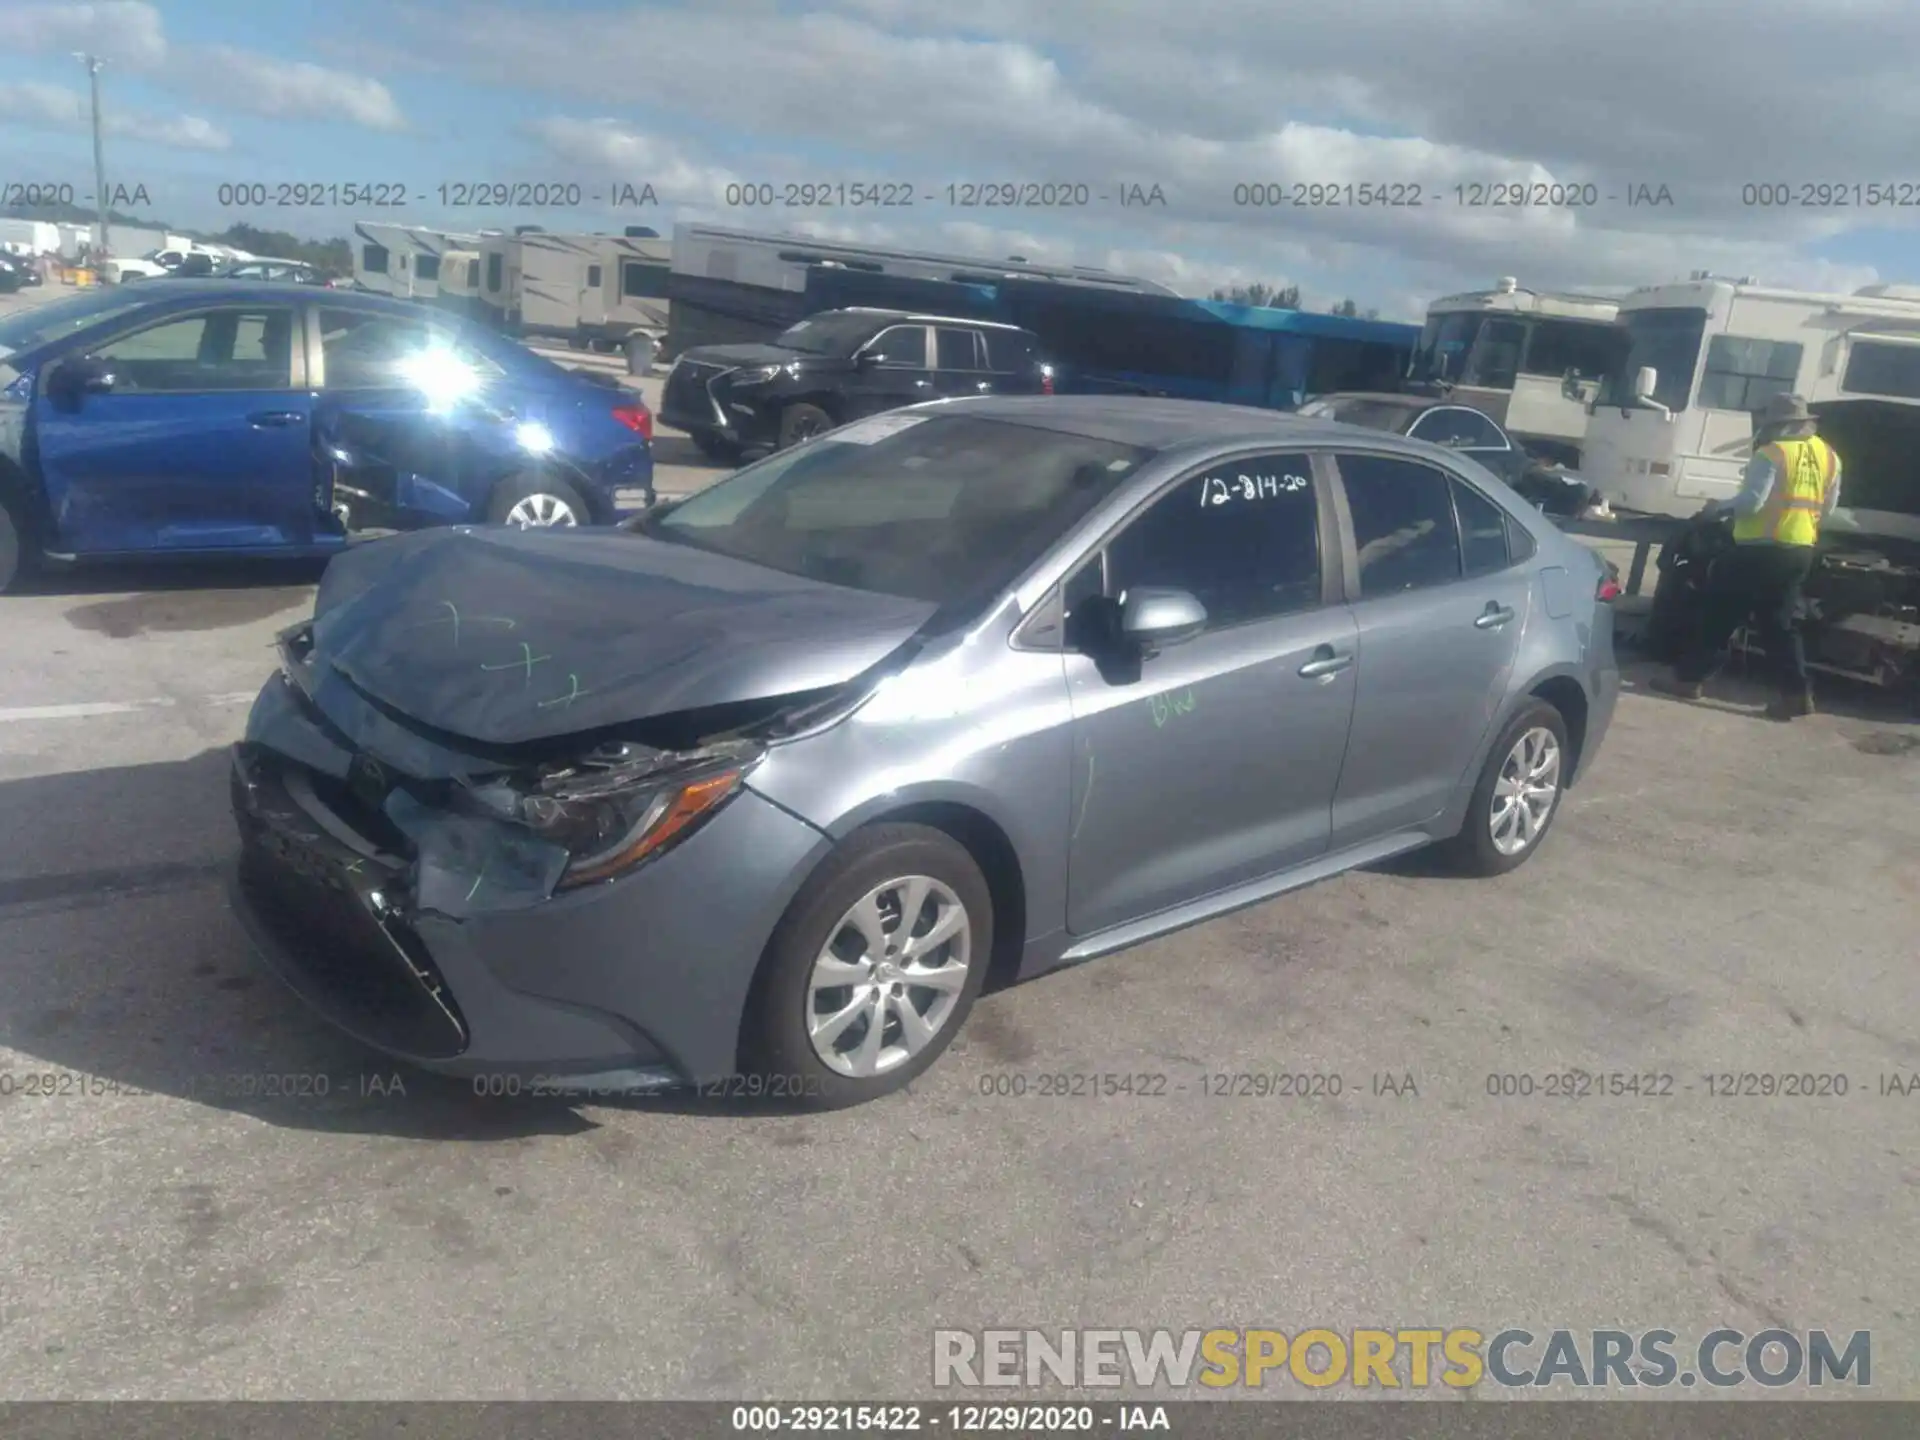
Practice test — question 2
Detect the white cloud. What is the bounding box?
[524,118,741,201]
[191,47,406,131]
[0,1,166,67]
[425,1,1911,303]
[0,80,229,151]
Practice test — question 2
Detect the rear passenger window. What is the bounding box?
[1105,453,1320,629]
[1337,454,1463,596]
[1451,477,1511,576]
[936,328,985,369]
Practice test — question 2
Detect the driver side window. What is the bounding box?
[92,308,296,392]
[868,325,928,368]
[1099,453,1322,632]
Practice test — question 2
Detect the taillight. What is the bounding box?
[1597,572,1623,602]
[1040,364,1055,396]
[612,404,653,440]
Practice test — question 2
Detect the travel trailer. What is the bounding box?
[520,230,670,348]
[350,223,478,299]
[1409,279,1626,467]
[0,220,62,257]
[666,222,1178,356]
[433,248,486,324]
[1584,274,1920,700]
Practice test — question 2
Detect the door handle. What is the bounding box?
[248,410,305,428]
[1297,647,1353,680]
[975,381,992,392]
[913,379,932,387]
[1475,604,1516,629]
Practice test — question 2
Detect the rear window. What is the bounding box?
[983,328,1039,370]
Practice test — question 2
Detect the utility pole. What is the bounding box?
[75,54,110,258]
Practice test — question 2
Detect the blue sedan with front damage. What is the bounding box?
[0,282,655,591]
[228,397,1620,1109]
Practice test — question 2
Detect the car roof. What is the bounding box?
[126,280,403,311]
[924,394,1442,451]
[818,307,1031,333]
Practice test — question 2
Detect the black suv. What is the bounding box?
[660,308,1052,460]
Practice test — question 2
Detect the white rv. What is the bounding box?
[1583,275,1920,537]
[1409,278,1625,467]
[350,223,477,299]
[0,220,62,257]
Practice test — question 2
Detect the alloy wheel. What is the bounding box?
[503,493,579,528]
[805,875,971,1078]
[1489,726,1561,856]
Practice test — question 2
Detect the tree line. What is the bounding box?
[1208,281,1379,320]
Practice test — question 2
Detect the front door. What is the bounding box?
[1407,404,1524,485]
[33,303,317,553]
[1065,451,1358,935]
[1327,453,1530,846]
[849,323,935,418]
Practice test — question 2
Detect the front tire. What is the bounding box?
[778,402,833,449]
[741,823,993,1110]
[486,473,589,529]
[1437,700,1570,876]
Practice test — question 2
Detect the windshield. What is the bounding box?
[775,312,888,355]
[1597,307,1707,411]
[648,413,1153,605]
[1409,311,1481,384]
[1299,397,1419,432]
[0,288,160,356]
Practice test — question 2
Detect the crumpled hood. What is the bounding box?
[307,526,935,745]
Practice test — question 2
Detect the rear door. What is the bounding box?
[1326,452,1531,847]
[310,306,513,531]
[32,302,317,552]
[849,323,935,417]
[982,326,1047,394]
[931,326,994,400]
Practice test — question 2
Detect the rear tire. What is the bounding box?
[740,824,993,1110]
[486,473,590,529]
[1436,700,1570,877]
[778,402,833,449]
[0,490,37,595]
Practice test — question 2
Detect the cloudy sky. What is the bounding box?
[1,0,1914,317]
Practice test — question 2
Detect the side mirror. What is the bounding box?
[1120,587,1208,653]
[1633,365,1658,401]
[853,350,880,370]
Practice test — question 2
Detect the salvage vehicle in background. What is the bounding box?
[228,395,1619,1109]
[660,307,1052,460]
[0,282,655,592]
[1581,274,1920,704]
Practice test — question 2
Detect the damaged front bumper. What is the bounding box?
[226,675,834,1087]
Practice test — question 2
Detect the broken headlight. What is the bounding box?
[490,739,762,890]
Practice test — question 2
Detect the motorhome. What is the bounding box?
[1584,274,1920,699]
[350,223,477,299]
[1584,276,1920,529]
[433,247,486,324]
[666,222,1178,356]
[1408,278,1626,466]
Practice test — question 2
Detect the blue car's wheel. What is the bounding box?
[486,473,589,529]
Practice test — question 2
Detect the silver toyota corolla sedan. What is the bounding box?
[229,396,1620,1108]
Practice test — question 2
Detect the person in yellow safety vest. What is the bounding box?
[1651,392,1842,720]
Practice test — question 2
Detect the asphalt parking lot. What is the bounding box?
[1,287,1918,1402]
